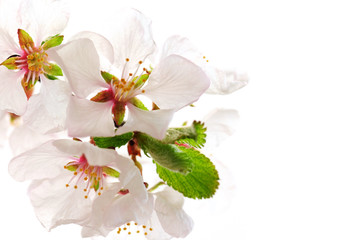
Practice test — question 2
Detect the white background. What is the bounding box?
[1,0,361,239]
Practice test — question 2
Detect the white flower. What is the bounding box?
[0,0,70,133]
[8,139,138,231]
[161,35,248,95]
[53,9,210,139]
[82,186,193,240]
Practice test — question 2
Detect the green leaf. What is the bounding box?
[129,97,149,111]
[43,63,63,76]
[135,132,193,174]
[162,121,206,148]
[93,132,133,149]
[42,34,64,50]
[156,146,219,199]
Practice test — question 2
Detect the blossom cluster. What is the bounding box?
[0,0,248,239]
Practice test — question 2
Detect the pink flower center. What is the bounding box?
[16,44,50,83]
[64,154,106,199]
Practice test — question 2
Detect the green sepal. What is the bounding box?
[162,121,206,148]
[129,97,149,111]
[134,73,149,88]
[101,71,118,84]
[156,147,219,199]
[91,89,114,102]
[135,132,193,174]
[18,29,34,50]
[93,132,134,149]
[44,73,58,80]
[113,102,126,127]
[43,63,63,76]
[64,165,78,172]
[42,34,64,50]
[1,57,18,70]
[93,180,100,191]
[103,166,120,178]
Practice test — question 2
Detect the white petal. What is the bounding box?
[18,0,69,45]
[9,124,53,156]
[66,96,114,137]
[103,190,153,229]
[205,67,249,94]
[0,110,9,146]
[52,139,120,166]
[160,35,203,64]
[0,28,21,60]
[52,38,108,98]
[203,108,240,149]
[23,78,71,134]
[146,211,172,240]
[116,104,175,140]
[28,173,92,230]
[0,67,27,115]
[111,9,156,72]
[69,31,114,68]
[8,140,70,181]
[155,187,193,238]
[143,54,210,110]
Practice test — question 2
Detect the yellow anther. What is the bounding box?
[142,225,146,229]
[74,185,78,189]
[84,177,88,181]
[139,60,143,64]
[203,56,206,59]
[134,223,138,226]
[126,58,129,62]
[141,90,145,93]
[84,195,88,199]
[100,187,104,190]
[136,230,140,233]
[65,184,69,187]
[149,228,153,231]
[128,232,131,235]
[74,172,78,175]
[129,73,133,76]
[123,227,127,230]
[98,192,101,196]
[144,232,148,236]
[126,223,130,226]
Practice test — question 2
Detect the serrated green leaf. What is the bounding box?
[43,63,63,76]
[129,97,149,111]
[156,146,219,199]
[93,132,133,148]
[162,121,206,148]
[135,132,193,174]
[42,34,64,50]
